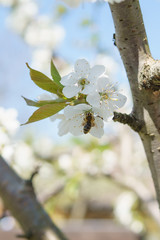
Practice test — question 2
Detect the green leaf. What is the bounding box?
[22,96,67,107]
[22,102,66,125]
[50,59,63,88]
[26,63,60,94]
[22,96,40,107]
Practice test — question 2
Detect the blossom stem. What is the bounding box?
[72,98,87,106]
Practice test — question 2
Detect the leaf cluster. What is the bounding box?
[23,60,67,125]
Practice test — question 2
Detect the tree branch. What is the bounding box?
[0,155,69,240]
[113,112,144,132]
[109,0,160,207]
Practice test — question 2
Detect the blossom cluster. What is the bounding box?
[1,0,64,71]
[38,59,127,138]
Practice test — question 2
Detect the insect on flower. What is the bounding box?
[83,112,95,134]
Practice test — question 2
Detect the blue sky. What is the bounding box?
[0,0,160,142]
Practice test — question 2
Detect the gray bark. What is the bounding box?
[110,0,160,207]
[0,156,69,240]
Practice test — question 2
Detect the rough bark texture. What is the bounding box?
[110,0,160,206]
[0,156,69,240]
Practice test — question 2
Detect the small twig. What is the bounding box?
[25,166,40,187]
[113,112,144,132]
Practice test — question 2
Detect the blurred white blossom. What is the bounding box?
[4,0,65,72]
[58,154,72,172]
[0,107,19,163]
[102,150,117,174]
[0,0,16,6]
[0,108,19,136]
[13,141,36,176]
[0,216,15,231]
[7,0,38,33]
[33,137,53,159]
[24,16,64,47]
[114,192,136,225]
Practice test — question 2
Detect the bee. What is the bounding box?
[83,112,95,134]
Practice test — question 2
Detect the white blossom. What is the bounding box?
[55,104,104,138]
[0,108,19,136]
[0,108,19,158]
[7,1,38,33]
[86,77,127,120]
[0,0,16,6]
[24,16,65,47]
[61,59,105,98]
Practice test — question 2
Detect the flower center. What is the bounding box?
[78,78,89,90]
[79,78,89,86]
[100,92,109,100]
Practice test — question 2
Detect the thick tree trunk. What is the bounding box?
[0,156,69,240]
[110,0,160,207]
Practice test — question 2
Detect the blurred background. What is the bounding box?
[0,0,160,239]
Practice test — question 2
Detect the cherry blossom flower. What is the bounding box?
[52,104,104,138]
[60,59,105,98]
[86,77,127,120]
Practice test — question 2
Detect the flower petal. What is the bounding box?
[64,104,91,119]
[88,65,106,83]
[50,114,65,121]
[60,72,77,86]
[93,106,111,121]
[102,101,116,118]
[74,59,90,78]
[81,83,95,95]
[62,85,80,98]
[97,77,110,92]
[109,93,127,108]
[90,117,104,138]
[69,115,83,136]
[58,119,70,136]
[64,105,81,119]
[86,92,100,107]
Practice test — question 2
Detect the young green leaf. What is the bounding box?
[22,96,40,107]
[22,96,67,107]
[50,59,63,88]
[26,63,61,94]
[22,102,66,125]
